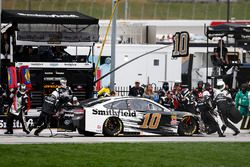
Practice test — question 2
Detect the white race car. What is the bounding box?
[72,97,198,136]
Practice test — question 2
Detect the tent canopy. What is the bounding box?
[1,9,99,25]
[206,23,250,39]
[1,10,99,43]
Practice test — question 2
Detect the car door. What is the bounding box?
[106,99,141,133]
[127,99,178,135]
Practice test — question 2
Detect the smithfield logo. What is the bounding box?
[92,109,136,117]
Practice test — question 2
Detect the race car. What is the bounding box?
[71,97,198,136]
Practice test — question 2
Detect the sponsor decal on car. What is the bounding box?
[92,109,136,117]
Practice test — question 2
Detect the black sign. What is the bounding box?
[172,31,190,58]
[17,31,98,42]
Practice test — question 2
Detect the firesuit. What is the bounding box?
[0,84,5,114]
[193,81,205,100]
[214,81,240,136]
[235,84,249,116]
[197,90,225,137]
[4,84,30,134]
[32,79,72,136]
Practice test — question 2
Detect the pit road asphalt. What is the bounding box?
[0,129,249,144]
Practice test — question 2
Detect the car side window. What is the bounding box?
[146,102,164,112]
[128,99,163,112]
[127,99,149,111]
[103,103,112,109]
[104,100,128,110]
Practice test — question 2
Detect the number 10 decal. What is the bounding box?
[140,113,161,129]
[172,31,189,57]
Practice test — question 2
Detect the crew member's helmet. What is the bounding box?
[241,83,248,93]
[18,84,26,94]
[203,90,210,97]
[197,81,203,88]
[60,79,67,88]
[205,82,211,90]
[216,80,225,91]
[51,90,59,99]
[72,96,78,104]
[162,82,169,91]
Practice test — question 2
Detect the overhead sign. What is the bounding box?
[17,12,79,18]
[15,62,93,69]
[172,31,190,58]
[17,31,98,42]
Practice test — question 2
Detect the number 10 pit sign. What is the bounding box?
[172,31,190,58]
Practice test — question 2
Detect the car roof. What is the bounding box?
[81,96,170,111]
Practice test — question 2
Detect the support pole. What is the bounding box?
[0,0,2,83]
[227,0,230,23]
[110,0,117,91]
[125,0,128,20]
[226,0,230,45]
[206,24,209,83]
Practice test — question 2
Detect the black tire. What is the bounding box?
[178,116,197,136]
[103,117,123,136]
[77,128,95,136]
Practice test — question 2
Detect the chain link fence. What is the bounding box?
[2,0,250,20]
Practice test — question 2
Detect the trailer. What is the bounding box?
[0,10,99,128]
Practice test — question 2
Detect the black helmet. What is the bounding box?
[198,81,203,86]
[162,82,169,91]
[241,83,248,90]
[205,82,211,90]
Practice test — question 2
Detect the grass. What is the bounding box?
[2,0,250,20]
[0,142,249,167]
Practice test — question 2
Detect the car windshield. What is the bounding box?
[81,98,111,107]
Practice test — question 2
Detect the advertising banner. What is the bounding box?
[8,66,17,89]
[18,65,32,90]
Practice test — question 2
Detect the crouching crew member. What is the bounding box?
[214,81,240,136]
[198,91,225,137]
[32,91,58,136]
[31,79,72,136]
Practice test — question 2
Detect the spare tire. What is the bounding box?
[103,117,123,136]
[228,105,242,124]
[178,116,197,136]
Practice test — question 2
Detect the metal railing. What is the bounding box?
[2,0,249,20]
[114,85,162,97]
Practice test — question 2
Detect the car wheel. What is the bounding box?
[103,117,123,136]
[77,128,95,136]
[178,116,197,136]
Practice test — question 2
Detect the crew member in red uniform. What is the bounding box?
[193,81,205,100]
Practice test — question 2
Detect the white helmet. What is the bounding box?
[73,96,78,101]
[60,79,67,88]
[18,84,26,95]
[216,80,225,91]
[51,90,59,99]
[203,90,210,97]
[72,96,78,104]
